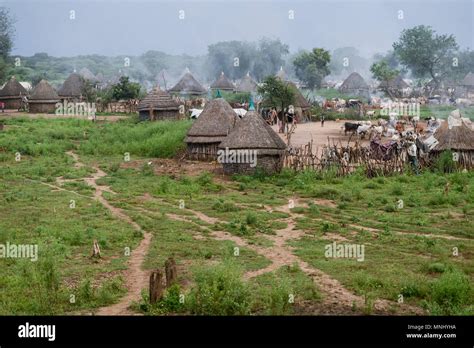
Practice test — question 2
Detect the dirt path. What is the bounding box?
[166,200,423,315]
[62,151,152,315]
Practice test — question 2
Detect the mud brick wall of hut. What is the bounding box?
[139,109,180,121]
[1,97,23,110]
[186,142,220,161]
[222,154,284,175]
[29,102,57,114]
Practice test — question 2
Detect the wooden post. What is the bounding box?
[149,269,164,304]
[165,257,177,287]
[91,239,101,258]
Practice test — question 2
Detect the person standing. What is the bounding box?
[407,139,419,175]
[321,114,325,127]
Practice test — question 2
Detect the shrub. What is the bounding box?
[187,262,251,315]
[434,150,456,173]
[429,270,471,315]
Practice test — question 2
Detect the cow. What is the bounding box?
[343,122,360,135]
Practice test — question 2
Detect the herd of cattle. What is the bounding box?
[322,96,474,116]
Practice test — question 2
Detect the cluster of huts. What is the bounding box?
[185,95,287,174]
[0,73,86,113]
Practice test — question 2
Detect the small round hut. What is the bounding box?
[339,72,370,99]
[138,87,181,121]
[28,80,60,113]
[0,76,28,109]
[276,66,287,81]
[236,72,258,93]
[218,109,287,175]
[430,112,474,169]
[459,72,474,98]
[378,75,409,97]
[168,70,207,98]
[211,72,235,92]
[58,73,84,101]
[79,68,97,82]
[185,97,239,160]
[286,81,312,122]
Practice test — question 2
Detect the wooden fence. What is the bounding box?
[283,139,409,177]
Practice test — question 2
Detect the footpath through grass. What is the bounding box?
[0,117,472,315]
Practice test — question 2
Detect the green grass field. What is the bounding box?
[0,118,472,315]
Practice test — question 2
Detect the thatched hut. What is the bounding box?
[339,72,369,99]
[378,75,409,97]
[168,70,207,98]
[28,80,60,113]
[459,72,474,98]
[138,87,181,121]
[286,81,312,121]
[0,76,28,109]
[79,68,97,82]
[276,66,287,80]
[211,72,234,92]
[58,73,84,101]
[218,109,287,174]
[236,72,258,93]
[185,97,239,160]
[430,111,474,168]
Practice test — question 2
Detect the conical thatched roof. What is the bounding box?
[29,80,60,102]
[339,72,369,91]
[58,73,84,98]
[0,76,28,97]
[95,72,105,82]
[79,68,97,82]
[461,72,474,87]
[432,121,474,151]
[219,110,287,153]
[138,87,180,111]
[379,75,409,89]
[169,71,206,95]
[185,98,239,143]
[211,72,234,90]
[236,73,258,93]
[276,66,286,80]
[286,81,311,109]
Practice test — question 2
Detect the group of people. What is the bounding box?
[266,107,297,134]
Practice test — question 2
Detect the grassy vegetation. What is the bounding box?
[0,117,472,315]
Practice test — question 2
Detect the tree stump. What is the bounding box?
[165,257,177,287]
[91,239,101,258]
[149,269,164,304]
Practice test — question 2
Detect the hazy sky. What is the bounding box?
[3,0,473,58]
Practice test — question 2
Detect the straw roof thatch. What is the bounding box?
[339,72,369,92]
[432,121,474,152]
[460,72,474,87]
[169,71,206,95]
[0,76,28,97]
[379,75,409,89]
[286,81,311,109]
[211,72,234,91]
[276,66,286,80]
[79,68,97,82]
[236,73,257,93]
[29,80,60,102]
[138,87,180,111]
[185,98,239,143]
[219,110,287,154]
[58,73,84,98]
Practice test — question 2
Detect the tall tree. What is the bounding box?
[370,60,399,97]
[0,7,15,82]
[111,76,141,100]
[253,38,289,81]
[293,48,331,89]
[393,25,458,88]
[257,76,294,133]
